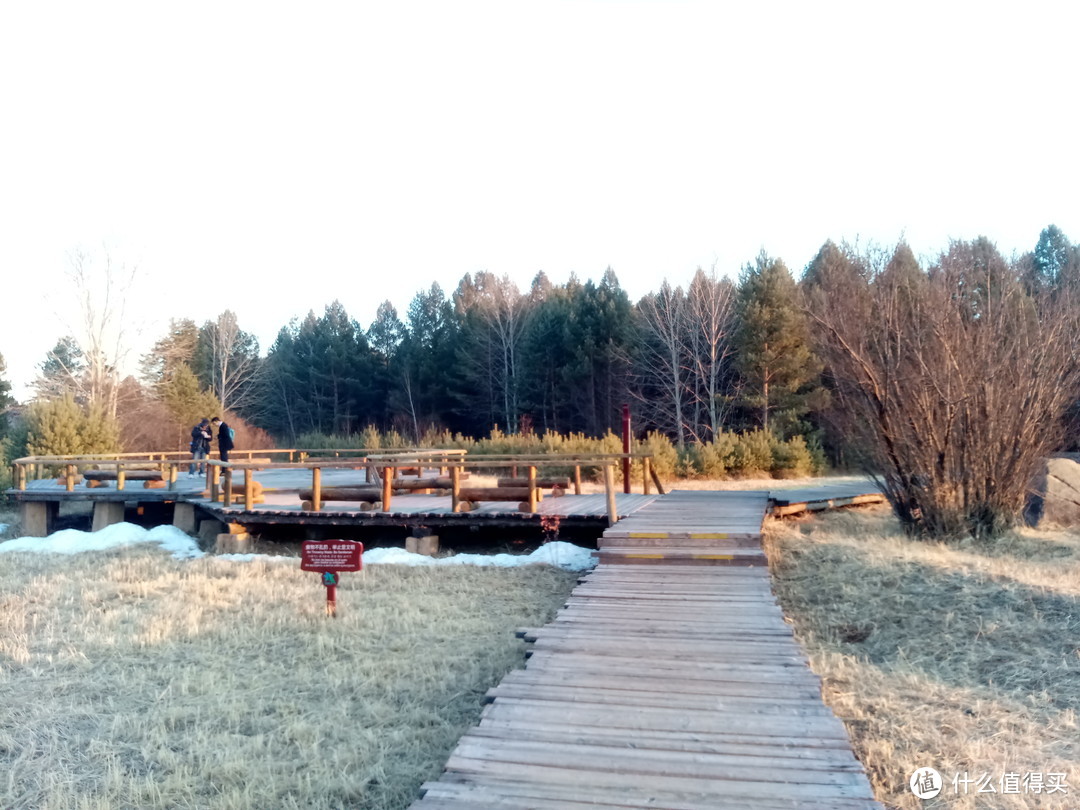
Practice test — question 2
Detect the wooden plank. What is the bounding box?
[451,737,866,780]
[441,757,876,803]
[422,776,882,810]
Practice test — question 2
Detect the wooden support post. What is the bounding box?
[381,466,393,512]
[511,464,518,479]
[621,403,632,495]
[36,462,43,480]
[649,463,667,495]
[243,468,254,510]
[573,465,582,495]
[223,468,233,507]
[527,465,538,513]
[65,465,75,492]
[210,465,220,502]
[643,456,652,495]
[116,464,126,491]
[451,465,461,512]
[16,464,26,491]
[604,463,617,527]
[312,466,322,512]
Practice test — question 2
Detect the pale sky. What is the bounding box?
[2,1,1078,400]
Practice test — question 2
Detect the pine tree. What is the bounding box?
[24,394,120,456]
[160,365,222,439]
[734,251,823,437]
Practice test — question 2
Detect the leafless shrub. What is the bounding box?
[804,239,1080,540]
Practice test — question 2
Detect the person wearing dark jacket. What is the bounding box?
[188,418,212,476]
[211,417,235,463]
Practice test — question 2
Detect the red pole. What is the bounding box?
[621,403,631,494]
[323,572,338,617]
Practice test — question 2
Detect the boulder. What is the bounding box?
[1025,457,1080,528]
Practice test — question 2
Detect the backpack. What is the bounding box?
[228,427,236,441]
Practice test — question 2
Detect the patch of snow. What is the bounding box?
[0,523,8,534]
[361,540,596,571]
[0,523,596,571]
[0,522,205,560]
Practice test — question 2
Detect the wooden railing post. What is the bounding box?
[243,468,254,511]
[65,464,76,492]
[116,463,125,491]
[451,465,461,512]
[527,465,538,513]
[210,465,220,502]
[17,463,26,491]
[381,466,393,511]
[604,463,617,527]
[312,466,322,512]
[223,468,233,507]
[573,465,582,495]
[643,456,652,495]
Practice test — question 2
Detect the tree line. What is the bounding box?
[3,225,1080,540]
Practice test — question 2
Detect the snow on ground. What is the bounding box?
[0,523,205,559]
[0,524,597,571]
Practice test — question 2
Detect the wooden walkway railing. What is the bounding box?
[410,490,882,809]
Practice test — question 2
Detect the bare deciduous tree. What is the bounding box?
[804,239,1080,540]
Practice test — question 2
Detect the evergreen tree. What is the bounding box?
[0,352,14,442]
[140,319,199,386]
[24,394,120,456]
[160,364,222,438]
[734,251,823,437]
[1032,224,1080,288]
[33,337,85,401]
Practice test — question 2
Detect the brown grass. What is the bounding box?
[0,548,577,810]
[765,506,1080,809]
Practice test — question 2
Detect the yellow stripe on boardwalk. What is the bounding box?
[623,553,665,559]
[626,532,730,539]
[692,554,734,560]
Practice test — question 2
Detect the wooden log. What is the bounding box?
[496,477,571,488]
[457,487,534,502]
[84,469,164,481]
[299,486,382,502]
[391,477,455,489]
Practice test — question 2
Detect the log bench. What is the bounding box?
[83,469,168,489]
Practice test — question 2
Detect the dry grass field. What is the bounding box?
[766,506,1080,809]
[0,546,577,810]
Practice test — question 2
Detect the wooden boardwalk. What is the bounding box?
[410,491,882,809]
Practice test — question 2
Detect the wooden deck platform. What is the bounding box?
[410,490,882,809]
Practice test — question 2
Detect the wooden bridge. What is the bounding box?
[410,490,883,809]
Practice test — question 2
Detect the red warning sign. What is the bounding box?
[300,540,364,572]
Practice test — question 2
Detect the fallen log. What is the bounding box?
[391,477,455,489]
[457,487,537,502]
[299,486,381,502]
[496,477,571,489]
[84,470,163,481]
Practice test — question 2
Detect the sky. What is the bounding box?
[2,1,1078,400]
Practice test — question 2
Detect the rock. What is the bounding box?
[1025,457,1080,528]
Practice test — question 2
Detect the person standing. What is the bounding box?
[189,418,212,476]
[211,416,234,463]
